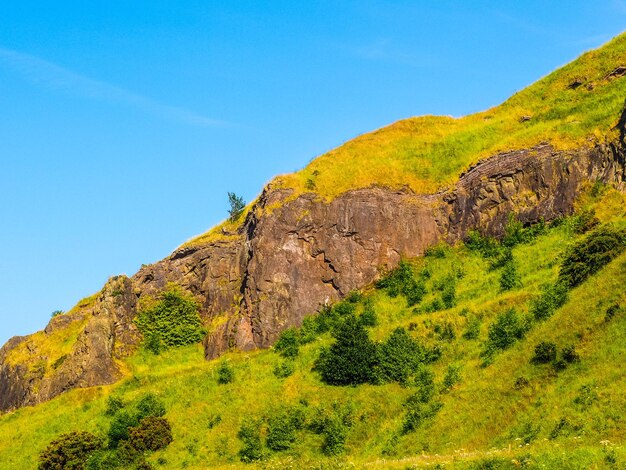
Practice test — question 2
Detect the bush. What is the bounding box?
[442,364,461,391]
[499,259,521,291]
[441,281,457,309]
[309,402,353,456]
[266,407,304,452]
[315,315,378,386]
[359,300,378,327]
[531,342,557,364]
[559,226,626,287]
[273,328,300,358]
[237,418,264,462]
[485,308,529,353]
[135,285,206,352]
[128,417,173,452]
[376,328,425,385]
[503,214,547,247]
[413,367,436,403]
[273,360,295,379]
[217,361,234,384]
[39,431,103,470]
[462,316,481,340]
[377,261,426,306]
[136,393,166,420]
[530,282,569,321]
[401,398,442,435]
[108,410,140,448]
[105,396,124,416]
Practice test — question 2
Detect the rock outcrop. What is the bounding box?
[1,111,625,412]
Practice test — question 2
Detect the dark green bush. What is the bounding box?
[217,361,234,384]
[568,209,600,234]
[39,431,103,470]
[559,225,626,287]
[345,290,363,303]
[237,418,264,463]
[465,230,500,258]
[435,321,456,342]
[376,328,425,385]
[442,364,461,391]
[128,417,173,452]
[485,308,529,353]
[135,393,166,420]
[413,367,436,403]
[503,214,547,247]
[85,450,121,470]
[105,396,124,416]
[561,344,580,364]
[377,260,426,306]
[462,316,481,340]
[359,300,378,327]
[108,410,140,448]
[424,243,449,258]
[309,402,353,456]
[273,360,295,379]
[135,285,206,352]
[530,282,569,321]
[266,407,305,452]
[401,398,442,435]
[273,328,300,358]
[499,259,521,291]
[315,315,378,386]
[441,281,457,309]
[531,342,557,364]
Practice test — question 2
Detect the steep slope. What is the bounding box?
[1,33,626,415]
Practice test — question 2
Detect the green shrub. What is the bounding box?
[568,209,600,234]
[462,316,481,340]
[273,328,300,358]
[503,214,547,247]
[135,393,166,420]
[309,402,353,456]
[424,243,449,258]
[413,367,436,403]
[345,290,363,303]
[435,321,456,342]
[559,225,626,287]
[377,260,426,306]
[531,342,557,364]
[85,450,121,470]
[561,344,580,364]
[105,396,124,416]
[39,431,103,470]
[273,360,295,379]
[401,397,442,434]
[442,364,461,391]
[376,327,425,385]
[108,410,140,448]
[465,230,500,258]
[485,308,529,353]
[441,281,457,309]
[135,285,206,352]
[530,282,569,321]
[237,418,264,463]
[128,417,173,452]
[266,407,305,452]
[217,361,234,384]
[499,259,521,291]
[359,300,378,327]
[207,414,222,429]
[315,315,378,386]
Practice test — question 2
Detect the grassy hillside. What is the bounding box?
[184,32,626,248]
[1,184,624,469]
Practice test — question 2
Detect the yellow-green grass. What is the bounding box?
[1,188,624,469]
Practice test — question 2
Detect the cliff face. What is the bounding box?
[1,115,625,413]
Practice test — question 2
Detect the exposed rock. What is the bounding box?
[2,108,626,412]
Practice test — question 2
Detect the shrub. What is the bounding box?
[442,364,461,391]
[531,342,557,364]
[605,303,622,322]
[503,214,547,247]
[377,260,426,306]
[465,230,500,258]
[435,321,456,342]
[309,402,353,456]
[217,361,234,384]
[237,418,264,463]
[207,414,222,429]
[315,315,378,386]
[273,328,300,358]
[266,407,305,452]
[128,417,173,452]
[85,450,121,470]
[345,290,363,303]
[499,259,521,291]
[51,310,64,318]
[568,209,600,234]
[559,226,626,287]
[105,396,124,416]
[359,300,378,327]
[135,285,206,352]
[273,360,295,379]
[485,308,528,353]
[136,393,166,420]
[530,282,569,321]
[39,431,103,470]
[401,398,442,435]
[413,367,436,403]
[561,344,580,364]
[441,281,457,309]
[376,328,425,385]
[462,316,481,340]
[108,410,140,448]
[424,243,449,258]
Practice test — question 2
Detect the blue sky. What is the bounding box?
[0,1,624,346]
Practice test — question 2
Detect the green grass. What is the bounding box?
[1,187,624,469]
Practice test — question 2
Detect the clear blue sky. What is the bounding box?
[0,1,624,346]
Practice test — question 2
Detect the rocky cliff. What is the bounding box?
[1,106,625,413]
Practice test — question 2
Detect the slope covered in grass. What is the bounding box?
[1,186,624,469]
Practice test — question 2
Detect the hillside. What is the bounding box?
[0,32,626,470]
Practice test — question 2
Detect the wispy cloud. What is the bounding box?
[0,46,230,128]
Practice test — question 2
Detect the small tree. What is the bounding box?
[39,431,103,470]
[227,192,245,222]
